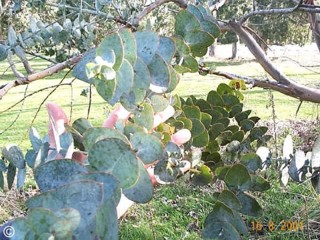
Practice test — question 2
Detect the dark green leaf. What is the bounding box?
[157,36,175,64]
[225,125,239,133]
[109,59,134,104]
[83,127,129,151]
[167,65,180,92]
[218,190,241,211]
[215,166,231,180]
[123,159,153,203]
[203,109,222,124]
[133,57,151,89]
[28,208,58,235]
[177,117,193,130]
[175,10,201,37]
[249,116,261,123]
[29,127,42,151]
[172,37,190,56]
[7,163,16,190]
[0,172,4,190]
[72,172,120,205]
[119,28,137,65]
[209,123,225,140]
[201,20,220,38]
[72,118,93,135]
[183,105,201,119]
[0,44,7,61]
[17,167,26,189]
[185,30,214,57]
[216,117,230,128]
[148,53,170,93]
[250,175,270,191]
[211,106,229,118]
[240,153,262,173]
[206,140,220,153]
[26,181,106,239]
[94,77,115,103]
[133,103,154,130]
[235,110,251,124]
[135,31,159,65]
[311,174,320,193]
[216,130,233,146]
[200,112,212,129]
[222,95,240,110]
[193,130,209,148]
[207,90,224,106]
[249,127,264,141]
[35,159,87,192]
[150,94,169,112]
[187,5,204,22]
[51,208,81,238]
[231,130,245,142]
[204,153,221,166]
[225,164,251,191]
[88,138,139,188]
[236,192,263,217]
[2,144,25,169]
[72,48,95,83]
[190,118,205,137]
[240,119,255,132]
[181,55,199,73]
[229,104,243,118]
[97,32,123,71]
[131,132,163,164]
[202,221,240,240]
[0,158,6,172]
[204,201,234,225]
[195,99,211,111]
[123,123,145,138]
[217,83,234,95]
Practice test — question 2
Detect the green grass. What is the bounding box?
[119,180,214,240]
[1,56,320,239]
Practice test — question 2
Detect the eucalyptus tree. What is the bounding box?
[1,0,320,239]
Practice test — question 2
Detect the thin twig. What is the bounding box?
[0,85,29,136]
[0,83,72,114]
[0,54,83,100]
[20,69,73,144]
[239,0,303,24]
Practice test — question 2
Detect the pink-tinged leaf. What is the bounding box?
[46,102,75,159]
[102,104,131,129]
[102,114,118,129]
[171,129,191,146]
[46,102,69,147]
[153,105,175,128]
[46,102,69,134]
[72,151,87,164]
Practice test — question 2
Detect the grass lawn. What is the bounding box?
[1,44,320,239]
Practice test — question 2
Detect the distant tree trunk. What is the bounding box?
[306,0,320,52]
[231,42,237,59]
[209,39,217,57]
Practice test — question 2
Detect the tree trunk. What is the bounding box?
[228,20,320,103]
[209,39,217,57]
[231,42,237,59]
[309,12,320,52]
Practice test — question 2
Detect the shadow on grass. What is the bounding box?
[204,59,254,67]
